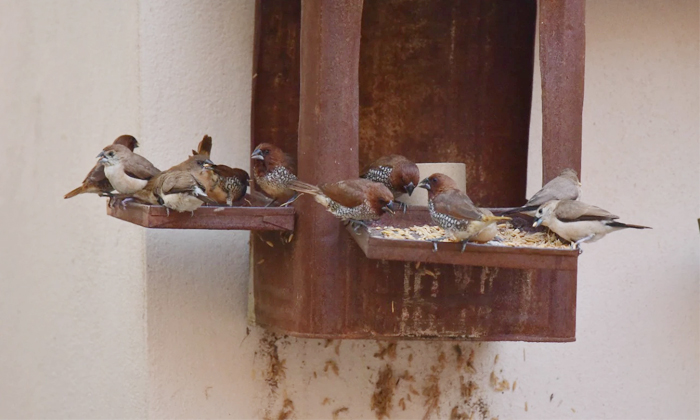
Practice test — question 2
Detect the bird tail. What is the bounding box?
[482,215,511,223]
[288,180,322,196]
[499,205,537,216]
[64,186,86,199]
[194,135,213,157]
[607,221,651,230]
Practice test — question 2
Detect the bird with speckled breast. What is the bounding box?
[251,143,299,207]
[418,173,510,252]
[288,178,395,228]
[361,154,420,212]
[203,162,249,206]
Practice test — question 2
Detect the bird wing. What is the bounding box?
[554,200,619,222]
[320,179,370,208]
[160,172,198,195]
[526,176,580,206]
[124,155,160,180]
[360,154,407,175]
[432,189,482,220]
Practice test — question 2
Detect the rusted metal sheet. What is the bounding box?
[252,0,579,341]
[106,199,294,231]
[359,0,537,208]
[348,208,578,271]
[540,0,586,183]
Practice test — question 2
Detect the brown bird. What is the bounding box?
[288,178,395,228]
[251,143,298,207]
[418,173,510,252]
[132,170,217,215]
[361,154,420,212]
[502,168,581,216]
[165,135,219,200]
[97,144,160,194]
[202,163,250,206]
[533,199,650,251]
[64,135,139,199]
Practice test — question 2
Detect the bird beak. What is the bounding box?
[418,179,430,190]
[96,151,105,159]
[533,218,543,228]
[382,201,395,215]
[134,141,140,148]
[251,149,264,160]
[203,162,215,170]
[405,182,415,196]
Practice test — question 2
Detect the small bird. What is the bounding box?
[64,135,139,199]
[97,144,160,194]
[533,199,650,251]
[502,168,581,216]
[132,170,217,215]
[251,143,298,206]
[288,178,395,227]
[202,163,250,206]
[165,135,221,202]
[418,173,510,252]
[361,155,420,211]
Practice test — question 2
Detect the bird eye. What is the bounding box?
[108,152,114,157]
[263,150,270,155]
[429,177,436,183]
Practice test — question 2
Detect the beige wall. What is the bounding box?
[0,0,697,419]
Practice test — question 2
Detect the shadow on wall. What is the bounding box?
[253,331,518,420]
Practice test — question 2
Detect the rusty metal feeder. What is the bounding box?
[252,0,585,341]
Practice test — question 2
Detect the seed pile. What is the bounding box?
[368,223,570,250]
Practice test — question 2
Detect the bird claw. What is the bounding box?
[431,240,439,252]
[280,193,302,207]
[349,220,369,234]
[264,199,276,208]
[119,197,134,210]
[394,200,408,214]
[460,241,469,253]
[165,207,170,217]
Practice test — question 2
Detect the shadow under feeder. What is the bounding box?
[252,0,585,341]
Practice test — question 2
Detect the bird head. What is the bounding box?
[560,168,581,186]
[97,144,130,166]
[417,173,459,199]
[533,200,559,228]
[368,184,396,216]
[394,161,420,196]
[113,135,139,151]
[251,143,292,171]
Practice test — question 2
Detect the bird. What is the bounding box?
[418,173,511,252]
[360,154,420,212]
[501,168,581,216]
[533,199,650,251]
[132,170,217,215]
[202,163,250,206]
[251,143,299,207]
[165,135,221,202]
[97,144,160,194]
[64,135,139,199]
[288,178,395,228]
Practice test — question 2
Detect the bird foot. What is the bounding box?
[190,211,195,217]
[119,197,134,210]
[264,199,277,208]
[394,200,408,214]
[460,240,469,253]
[349,220,369,234]
[429,236,447,252]
[165,207,170,217]
[280,193,302,207]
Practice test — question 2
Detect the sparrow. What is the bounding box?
[202,163,250,206]
[251,143,299,207]
[502,168,581,216]
[97,144,160,194]
[64,135,139,199]
[533,199,650,251]
[132,170,217,215]
[361,155,420,212]
[418,173,510,252]
[288,178,395,227]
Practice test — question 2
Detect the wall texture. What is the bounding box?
[0,0,697,419]
[0,0,147,418]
